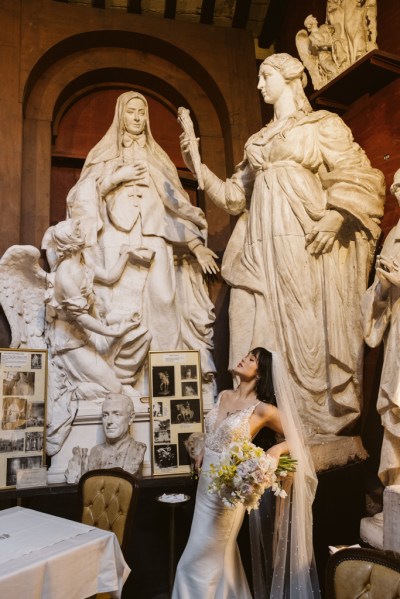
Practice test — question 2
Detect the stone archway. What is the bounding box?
[21,39,229,250]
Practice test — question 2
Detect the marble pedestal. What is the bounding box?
[361,485,400,552]
[360,511,384,549]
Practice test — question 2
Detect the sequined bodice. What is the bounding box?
[204,396,260,454]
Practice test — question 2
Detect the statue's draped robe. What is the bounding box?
[362,223,400,486]
[66,92,216,382]
[204,110,384,434]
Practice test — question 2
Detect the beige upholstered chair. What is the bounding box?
[325,547,400,599]
[78,468,139,598]
[78,467,139,553]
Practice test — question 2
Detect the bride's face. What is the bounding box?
[233,353,258,380]
[257,64,287,105]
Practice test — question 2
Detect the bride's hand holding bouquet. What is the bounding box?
[207,439,297,513]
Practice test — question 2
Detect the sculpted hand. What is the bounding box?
[179,132,197,175]
[114,162,148,186]
[192,245,220,275]
[376,254,400,290]
[120,245,155,266]
[305,210,344,255]
[110,319,140,337]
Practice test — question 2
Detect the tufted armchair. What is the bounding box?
[325,547,400,599]
[78,467,139,554]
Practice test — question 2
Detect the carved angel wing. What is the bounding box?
[295,29,322,90]
[0,246,47,348]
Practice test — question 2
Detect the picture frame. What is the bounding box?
[0,348,47,489]
[149,350,203,476]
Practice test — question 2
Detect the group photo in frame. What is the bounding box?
[0,349,47,488]
[149,350,203,476]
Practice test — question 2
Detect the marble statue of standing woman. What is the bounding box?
[66,92,219,397]
[362,168,400,486]
[181,53,385,436]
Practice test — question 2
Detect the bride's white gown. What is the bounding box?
[172,396,259,599]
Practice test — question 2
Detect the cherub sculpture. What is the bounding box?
[296,15,341,90]
[297,1,378,90]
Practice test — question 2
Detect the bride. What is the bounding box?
[172,348,320,599]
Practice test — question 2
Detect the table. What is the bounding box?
[0,506,130,598]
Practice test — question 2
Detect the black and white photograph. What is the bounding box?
[6,455,42,486]
[2,371,35,397]
[152,366,175,397]
[0,349,47,488]
[149,350,203,475]
[26,402,45,427]
[2,397,27,430]
[31,353,42,369]
[25,431,44,452]
[177,432,193,466]
[171,399,201,425]
[153,419,171,444]
[152,401,163,418]
[0,431,24,453]
[182,381,198,397]
[180,365,197,381]
[154,444,178,470]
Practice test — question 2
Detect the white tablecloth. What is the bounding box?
[0,507,131,598]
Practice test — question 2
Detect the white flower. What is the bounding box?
[207,441,293,513]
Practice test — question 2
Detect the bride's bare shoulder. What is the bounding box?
[255,401,278,420]
[218,389,235,403]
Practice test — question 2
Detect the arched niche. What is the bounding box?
[21,34,235,252]
[50,85,202,226]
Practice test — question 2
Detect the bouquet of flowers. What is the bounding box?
[207,440,297,513]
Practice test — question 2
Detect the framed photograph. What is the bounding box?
[0,349,47,489]
[149,350,203,476]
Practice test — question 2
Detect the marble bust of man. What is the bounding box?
[87,394,146,477]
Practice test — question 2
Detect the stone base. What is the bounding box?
[383,485,400,552]
[308,434,369,473]
[360,512,384,549]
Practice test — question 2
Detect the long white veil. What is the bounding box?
[250,351,321,598]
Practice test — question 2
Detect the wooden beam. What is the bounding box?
[258,0,289,48]
[164,0,177,19]
[200,0,215,25]
[232,0,252,29]
[127,0,142,14]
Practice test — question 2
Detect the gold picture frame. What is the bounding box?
[0,348,47,489]
[149,350,203,476]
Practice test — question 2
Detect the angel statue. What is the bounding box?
[326,0,378,68]
[296,14,341,90]
[0,219,152,454]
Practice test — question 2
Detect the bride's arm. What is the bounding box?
[252,403,290,459]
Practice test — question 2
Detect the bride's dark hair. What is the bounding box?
[250,347,276,405]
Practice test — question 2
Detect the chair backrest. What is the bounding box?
[78,468,139,552]
[325,547,400,599]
